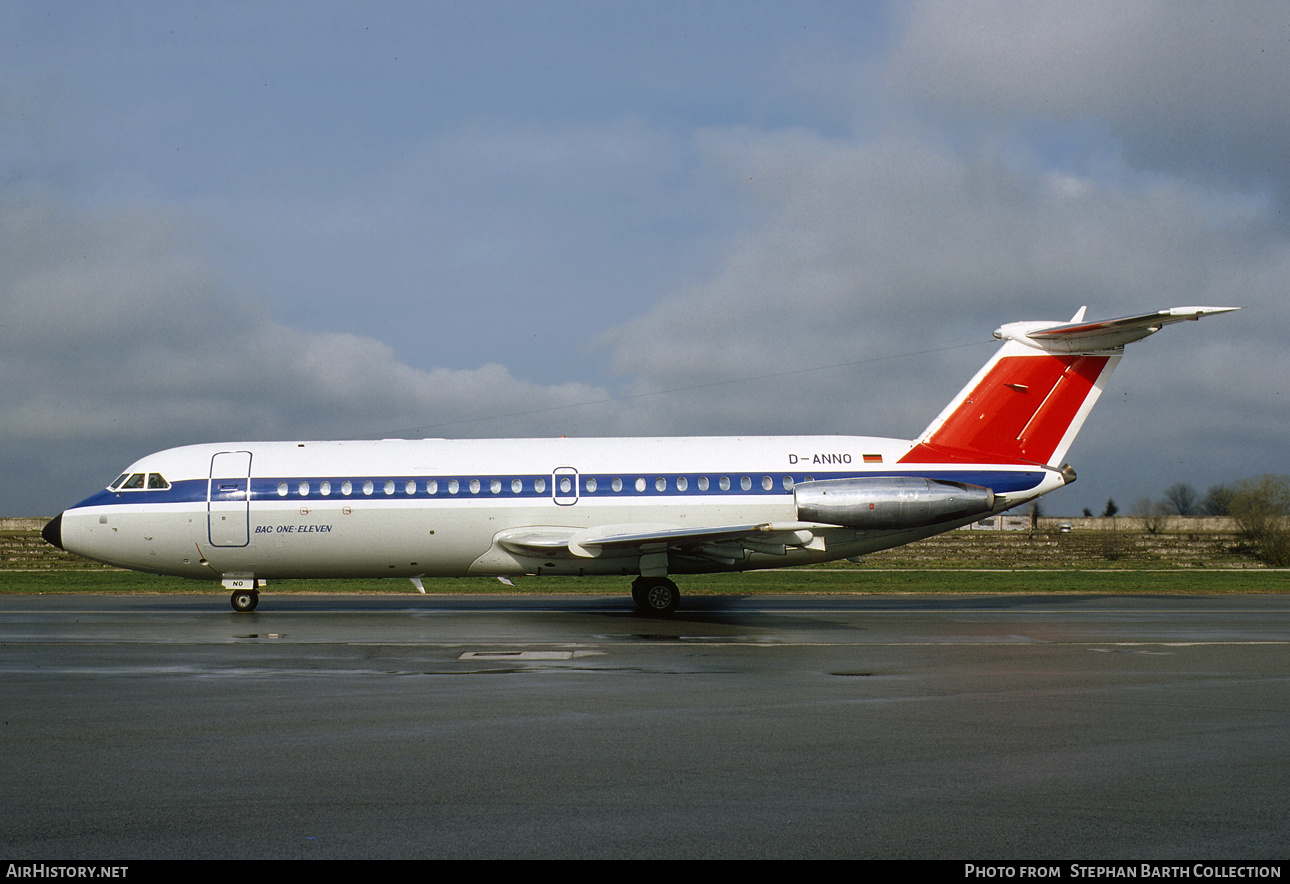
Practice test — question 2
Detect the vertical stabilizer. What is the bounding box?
[900,343,1118,467]
[899,306,1237,468]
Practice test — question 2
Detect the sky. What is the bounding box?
[2,0,1286,518]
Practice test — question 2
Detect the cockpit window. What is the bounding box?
[112,472,170,491]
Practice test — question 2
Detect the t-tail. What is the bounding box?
[899,306,1239,469]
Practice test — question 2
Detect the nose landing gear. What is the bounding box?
[223,576,263,613]
[230,588,259,613]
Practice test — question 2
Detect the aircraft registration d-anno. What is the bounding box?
[43,306,1236,614]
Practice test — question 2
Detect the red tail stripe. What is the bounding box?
[899,354,1109,465]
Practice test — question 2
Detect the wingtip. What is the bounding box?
[1169,305,1241,318]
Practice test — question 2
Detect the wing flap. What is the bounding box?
[578,523,772,549]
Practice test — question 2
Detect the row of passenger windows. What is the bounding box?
[272,474,813,498]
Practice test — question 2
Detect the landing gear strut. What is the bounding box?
[230,588,259,613]
[632,576,679,616]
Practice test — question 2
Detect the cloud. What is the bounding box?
[4,3,1286,520]
[888,0,1290,200]
[191,115,716,388]
[599,123,1286,509]
[0,195,621,513]
[9,112,1279,517]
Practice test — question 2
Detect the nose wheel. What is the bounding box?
[632,576,679,616]
[230,588,259,613]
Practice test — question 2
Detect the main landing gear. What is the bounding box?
[631,576,679,616]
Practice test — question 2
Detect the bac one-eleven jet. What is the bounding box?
[43,306,1235,614]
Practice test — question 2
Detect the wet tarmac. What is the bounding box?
[1,593,1287,859]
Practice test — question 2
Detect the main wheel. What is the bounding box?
[632,576,679,616]
[230,588,259,613]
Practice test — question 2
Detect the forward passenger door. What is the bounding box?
[208,451,252,547]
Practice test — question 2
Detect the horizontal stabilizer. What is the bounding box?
[996,306,1238,354]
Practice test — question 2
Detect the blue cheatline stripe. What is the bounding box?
[69,469,1046,510]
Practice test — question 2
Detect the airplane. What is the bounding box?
[42,305,1236,614]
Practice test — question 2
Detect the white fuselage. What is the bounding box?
[56,435,1059,582]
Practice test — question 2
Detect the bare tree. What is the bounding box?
[1229,475,1290,566]
[1201,483,1236,516]
[1163,482,1200,516]
[1132,497,1171,534]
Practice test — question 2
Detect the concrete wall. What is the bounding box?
[1036,516,1237,532]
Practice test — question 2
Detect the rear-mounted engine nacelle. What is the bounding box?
[794,477,996,530]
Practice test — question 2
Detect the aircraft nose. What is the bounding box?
[42,513,64,550]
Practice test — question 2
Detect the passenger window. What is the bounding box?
[635,477,646,492]
[612,477,623,492]
[469,479,481,494]
[405,481,416,495]
[511,478,523,494]
[585,477,597,493]
[762,476,773,491]
[719,476,730,491]
[277,482,288,497]
[299,482,310,496]
[384,481,395,496]
[427,480,438,495]
[741,476,752,491]
[676,476,688,491]
[490,479,501,494]
[655,477,667,492]
[362,481,374,496]
[535,478,546,494]
[320,481,331,496]
[341,481,353,496]
[698,476,709,491]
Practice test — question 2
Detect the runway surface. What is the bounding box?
[2,592,1287,859]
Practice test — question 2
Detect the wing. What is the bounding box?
[495,521,826,566]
